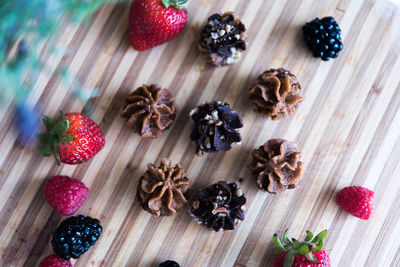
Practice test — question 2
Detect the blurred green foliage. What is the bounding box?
[0,0,122,104]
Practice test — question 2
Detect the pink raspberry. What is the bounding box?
[336,185,375,220]
[44,175,89,216]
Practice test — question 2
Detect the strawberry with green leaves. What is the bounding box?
[273,230,331,267]
[129,0,188,50]
[38,112,105,165]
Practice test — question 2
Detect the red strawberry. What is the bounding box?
[38,112,105,165]
[39,254,72,267]
[272,230,331,267]
[129,0,188,50]
[44,175,89,216]
[273,250,331,267]
[336,185,374,220]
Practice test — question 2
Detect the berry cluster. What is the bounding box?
[336,186,374,220]
[51,215,102,260]
[303,16,343,61]
[44,176,89,216]
[160,260,181,267]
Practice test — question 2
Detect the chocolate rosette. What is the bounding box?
[249,138,303,193]
[121,84,176,138]
[137,158,191,216]
[249,68,303,120]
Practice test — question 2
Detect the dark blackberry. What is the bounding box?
[51,215,102,260]
[160,260,180,267]
[302,16,343,61]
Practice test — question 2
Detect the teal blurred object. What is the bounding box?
[0,0,122,103]
[15,101,41,146]
[0,0,122,145]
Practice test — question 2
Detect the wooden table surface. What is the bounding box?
[1,0,400,266]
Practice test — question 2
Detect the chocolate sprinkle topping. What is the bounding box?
[199,12,247,66]
[190,101,243,156]
[191,181,246,231]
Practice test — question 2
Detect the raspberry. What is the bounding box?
[336,186,375,220]
[44,176,89,216]
[38,254,72,267]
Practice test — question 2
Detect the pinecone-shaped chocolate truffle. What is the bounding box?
[190,101,243,156]
[249,139,303,193]
[137,158,191,216]
[248,68,303,120]
[121,84,176,138]
[199,12,247,66]
[191,181,246,232]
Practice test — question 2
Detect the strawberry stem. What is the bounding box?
[162,0,188,9]
[284,252,295,267]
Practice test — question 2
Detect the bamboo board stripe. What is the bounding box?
[1,0,400,266]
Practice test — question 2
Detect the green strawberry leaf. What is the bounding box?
[312,239,324,252]
[53,150,61,166]
[39,147,52,156]
[162,0,188,9]
[38,111,71,165]
[162,0,171,7]
[43,116,55,131]
[37,133,50,145]
[273,234,288,252]
[296,244,311,255]
[60,134,75,143]
[58,111,64,121]
[283,229,293,246]
[311,230,327,243]
[284,252,295,267]
[50,136,59,149]
[55,118,69,133]
[305,252,321,264]
[291,239,303,249]
[305,230,314,242]
[273,230,328,267]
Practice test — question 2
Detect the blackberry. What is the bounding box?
[160,260,180,267]
[302,16,343,61]
[51,215,102,260]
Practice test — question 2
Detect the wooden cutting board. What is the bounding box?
[1,0,400,266]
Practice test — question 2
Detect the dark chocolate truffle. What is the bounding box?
[191,181,246,232]
[199,12,247,66]
[190,101,243,156]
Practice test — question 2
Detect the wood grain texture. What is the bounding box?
[1,0,400,266]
